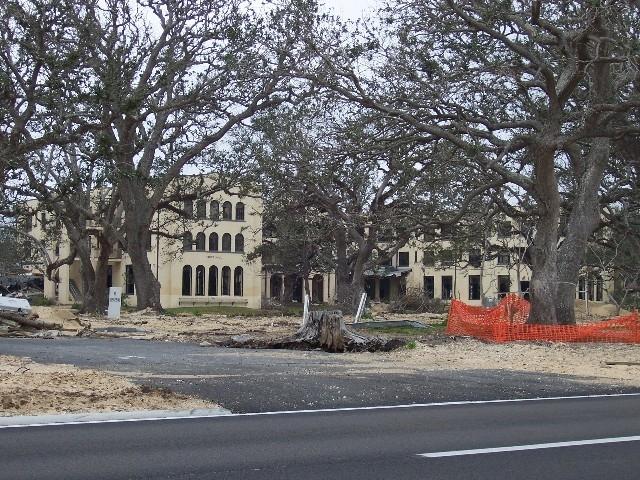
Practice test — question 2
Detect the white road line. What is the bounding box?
[1,392,639,429]
[419,435,640,458]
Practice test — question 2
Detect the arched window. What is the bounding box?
[222,266,231,295]
[196,199,206,219]
[234,267,243,296]
[183,232,193,251]
[209,232,218,251]
[222,233,231,251]
[210,201,219,221]
[195,265,205,296]
[235,233,244,252]
[195,232,206,251]
[222,201,232,220]
[182,266,192,295]
[208,266,218,296]
[235,202,245,221]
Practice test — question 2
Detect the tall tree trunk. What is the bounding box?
[92,234,113,315]
[334,226,350,305]
[120,181,162,311]
[527,144,561,325]
[556,139,610,324]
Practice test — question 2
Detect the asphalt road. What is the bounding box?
[1,394,639,479]
[0,337,636,412]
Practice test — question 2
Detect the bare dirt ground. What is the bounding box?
[15,302,640,406]
[0,354,218,417]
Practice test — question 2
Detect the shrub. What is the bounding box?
[389,288,447,314]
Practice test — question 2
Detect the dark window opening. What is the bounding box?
[440,249,455,267]
[498,275,511,298]
[398,251,409,267]
[469,275,481,300]
[423,251,435,267]
[222,202,232,220]
[221,233,231,252]
[125,265,135,295]
[235,202,245,221]
[441,276,453,300]
[210,201,219,221]
[234,267,243,296]
[195,232,206,251]
[195,265,205,296]
[424,276,434,299]
[497,251,510,266]
[209,233,218,251]
[468,249,482,268]
[221,266,231,295]
[182,265,192,295]
[235,233,244,252]
[208,266,218,296]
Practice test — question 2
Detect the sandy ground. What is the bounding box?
[0,355,218,417]
[371,338,640,387]
[21,303,640,393]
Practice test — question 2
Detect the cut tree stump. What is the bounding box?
[223,310,406,353]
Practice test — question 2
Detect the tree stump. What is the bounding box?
[222,310,406,353]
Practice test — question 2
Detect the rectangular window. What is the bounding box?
[440,249,455,267]
[414,251,417,263]
[578,276,585,300]
[468,275,481,300]
[497,221,512,238]
[125,265,135,295]
[423,251,435,267]
[468,249,482,268]
[441,276,453,300]
[398,251,410,267]
[424,276,434,299]
[498,275,511,298]
[497,251,510,266]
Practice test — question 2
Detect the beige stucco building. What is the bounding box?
[29,195,609,310]
[31,189,264,309]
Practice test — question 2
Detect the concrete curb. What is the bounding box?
[0,407,232,427]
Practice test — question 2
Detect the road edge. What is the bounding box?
[0,407,232,428]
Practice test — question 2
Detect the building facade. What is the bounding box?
[31,190,263,309]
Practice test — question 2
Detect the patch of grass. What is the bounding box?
[164,306,286,317]
[405,340,417,350]
[29,295,54,306]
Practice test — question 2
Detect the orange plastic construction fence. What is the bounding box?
[446,294,640,343]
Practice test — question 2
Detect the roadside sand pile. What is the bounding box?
[87,309,302,342]
[0,355,218,416]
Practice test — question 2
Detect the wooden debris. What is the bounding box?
[0,311,63,333]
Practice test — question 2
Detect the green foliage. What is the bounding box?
[29,295,54,306]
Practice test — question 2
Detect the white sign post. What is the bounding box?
[107,287,122,320]
[354,292,367,323]
[302,294,310,326]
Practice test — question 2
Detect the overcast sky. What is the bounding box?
[319,0,380,19]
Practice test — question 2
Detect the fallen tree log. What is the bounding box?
[222,310,406,353]
[0,311,62,330]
